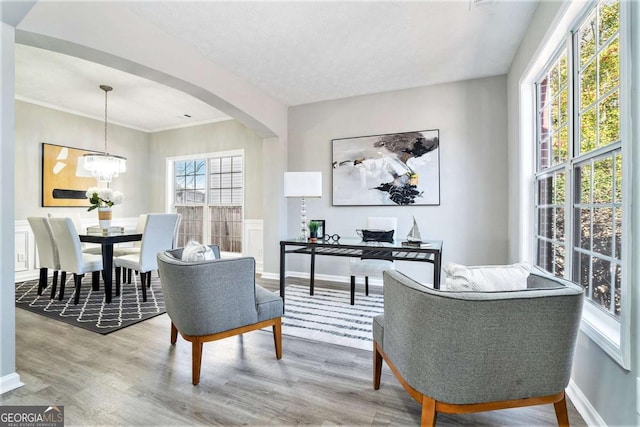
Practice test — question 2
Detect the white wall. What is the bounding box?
[507,1,640,425]
[285,76,509,284]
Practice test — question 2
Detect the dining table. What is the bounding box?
[79,231,143,303]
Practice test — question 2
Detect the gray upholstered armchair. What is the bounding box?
[373,270,584,426]
[157,246,283,385]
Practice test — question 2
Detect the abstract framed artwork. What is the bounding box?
[332,129,440,206]
[42,142,98,207]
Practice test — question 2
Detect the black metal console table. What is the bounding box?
[279,238,443,307]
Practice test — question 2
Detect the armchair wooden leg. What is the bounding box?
[554,392,570,427]
[171,322,178,345]
[192,338,203,385]
[420,395,437,427]
[373,341,383,390]
[273,317,282,359]
[365,276,369,295]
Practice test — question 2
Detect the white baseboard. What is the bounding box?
[567,379,605,426]
[0,372,24,394]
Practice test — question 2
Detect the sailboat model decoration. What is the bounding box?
[407,216,422,243]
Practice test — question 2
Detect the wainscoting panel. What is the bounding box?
[243,219,263,273]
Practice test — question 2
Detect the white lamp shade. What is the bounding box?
[284,172,322,198]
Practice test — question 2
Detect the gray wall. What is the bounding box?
[286,75,509,282]
[147,120,264,219]
[507,1,640,425]
[14,101,150,221]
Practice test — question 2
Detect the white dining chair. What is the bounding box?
[113,214,148,258]
[113,213,148,285]
[349,216,397,305]
[48,213,102,255]
[27,216,66,298]
[49,217,104,304]
[114,213,180,302]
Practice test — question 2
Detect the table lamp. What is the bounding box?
[284,172,322,240]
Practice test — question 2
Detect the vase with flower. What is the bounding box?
[86,187,124,229]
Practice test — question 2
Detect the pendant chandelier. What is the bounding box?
[82,85,127,183]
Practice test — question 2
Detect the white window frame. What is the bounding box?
[166,149,245,257]
[519,0,631,369]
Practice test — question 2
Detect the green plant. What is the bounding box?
[308,221,320,234]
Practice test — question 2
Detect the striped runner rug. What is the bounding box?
[281,284,384,351]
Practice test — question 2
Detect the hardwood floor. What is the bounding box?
[3,277,587,426]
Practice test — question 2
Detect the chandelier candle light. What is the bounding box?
[81,85,127,183]
[284,172,322,241]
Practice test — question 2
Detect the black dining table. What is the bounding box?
[79,232,143,303]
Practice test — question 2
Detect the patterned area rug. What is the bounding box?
[15,274,166,335]
[281,284,384,351]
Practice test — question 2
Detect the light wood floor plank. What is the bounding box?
[4,277,587,426]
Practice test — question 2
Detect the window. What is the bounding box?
[535,1,623,317]
[208,156,243,252]
[171,152,244,254]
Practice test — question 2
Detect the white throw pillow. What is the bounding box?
[181,240,216,262]
[444,262,531,292]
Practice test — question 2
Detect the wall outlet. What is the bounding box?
[17,253,25,262]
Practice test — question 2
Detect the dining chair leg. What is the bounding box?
[73,274,83,305]
[52,271,66,300]
[50,272,58,300]
[92,271,100,291]
[365,276,369,295]
[52,270,59,294]
[147,271,153,288]
[350,276,356,305]
[115,267,121,296]
[58,276,66,301]
[127,268,132,284]
[37,267,48,295]
[140,271,148,302]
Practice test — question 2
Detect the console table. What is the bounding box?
[279,238,443,307]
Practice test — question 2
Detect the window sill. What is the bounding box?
[580,301,629,370]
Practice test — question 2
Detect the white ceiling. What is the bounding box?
[14,0,539,133]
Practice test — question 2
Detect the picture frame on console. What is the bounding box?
[332,129,440,206]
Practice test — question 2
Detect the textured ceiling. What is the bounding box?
[125,1,539,106]
[14,0,539,132]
